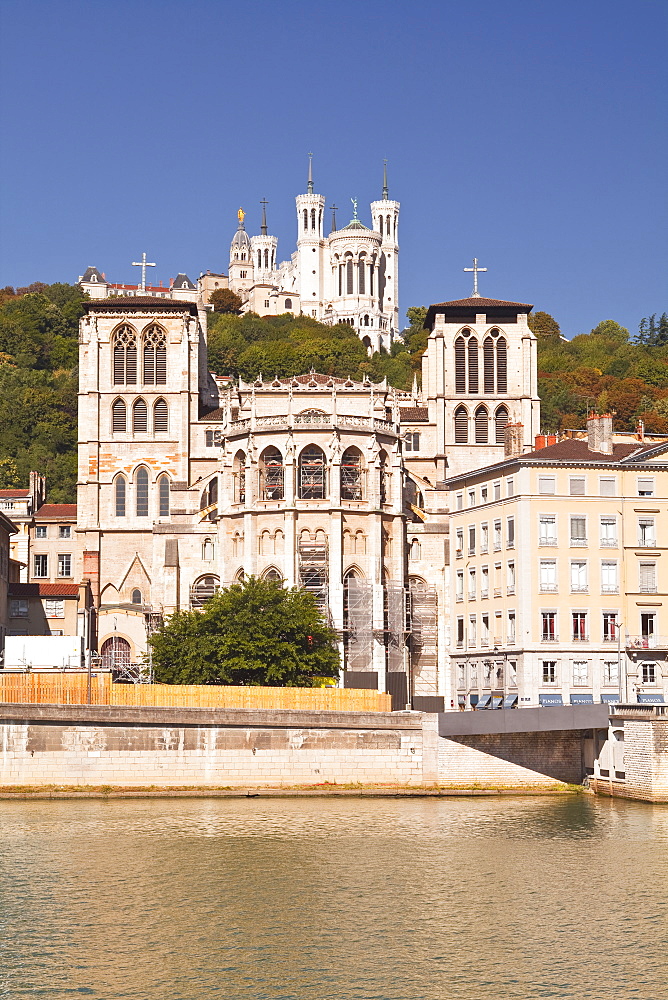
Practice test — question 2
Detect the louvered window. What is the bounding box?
[496,337,508,392]
[358,260,365,294]
[495,406,509,444]
[136,468,149,517]
[474,407,488,443]
[142,326,166,385]
[483,338,495,393]
[467,338,478,392]
[369,263,374,296]
[311,208,316,230]
[454,406,468,443]
[454,338,466,393]
[112,398,126,432]
[133,398,148,433]
[115,476,126,517]
[303,209,308,230]
[639,562,657,593]
[346,259,354,294]
[158,475,170,517]
[112,326,137,385]
[153,398,168,433]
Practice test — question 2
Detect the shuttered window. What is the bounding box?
[112,325,137,385]
[133,398,148,433]
[496,337,507,392]
[346,258,354,294]
[159,475,170,517]
[136,468,149,517]
[474,407,488,443]
[112,398,126,432]
[455,338,466,393]
[142,326,166,385]
[454,406,468,443]
[153,398,168,433]
[358,260,365,294]
[569,477,586,496]
[639,562,656,592]
[467,338,478,392]
[483,338,495,393]
[495,406,508,444]
[115,476,126,517]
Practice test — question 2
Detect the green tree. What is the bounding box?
[528,310,561,339]
[0,457,21,488]
[209,288,243,313]
[149,577,340,686]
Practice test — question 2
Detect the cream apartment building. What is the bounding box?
[445,416,668,708]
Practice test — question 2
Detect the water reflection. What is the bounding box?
[0,796,665,1000]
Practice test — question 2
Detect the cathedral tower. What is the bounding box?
[295,155,326,317]
[370,162,400,337]
[228,209,254,297]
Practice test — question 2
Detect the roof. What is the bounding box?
[201,408,224,422]
[9,582,80,597]
[0,489,29,498]
[33,504,77,520]
[81,266,105,283]
[425,297,533,328]
[173,273,196,290]
[0,510,17,534]
[83,298,199,316]
[231,225,251,250]
[339,219,371,232]
[400,407,430,422]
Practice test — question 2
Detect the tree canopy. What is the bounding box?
[148,577,340,686]
[209,287,243,313]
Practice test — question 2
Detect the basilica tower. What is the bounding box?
[370,162,400,338]
[228,209,254,297]
[295,155,326,317]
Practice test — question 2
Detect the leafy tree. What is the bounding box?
[0,457,21,488]
[149,577,340,686]
[528,310,561,339]
[209,288,243,313]
[637,312,668,346]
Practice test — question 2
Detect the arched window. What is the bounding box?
[454,338,466,393]
[101,636,130,671]
[496,336,508,393]
[299,445,326,499]
[257,250,262,269]
[153,398,168,433]
[259,446,284,500]
[410,538,421,560]
[158,474,170,517]
[191,575,220,609]
[379,450,390,504]
[263,248,268,269]
[495,406,509,444]
[454,406,469,444]
[467,337,479,393]
[483,338,495,394]
[379,215,384,237]
[475,405,489,444]
[311,208,316,230]
[341,447,364,501]
[112,398,126,433]
[285,298,292,310]
[133,398,147,433]
[346,257,354,295]
[234,568,245,583]
[234,451,246,504]
[386,214,390,234]
[343,567,362,632]
[135,467,149,517]
[263,567,283,583]
[303,209,308,230]
[131,589,142,605]
[369,261,374,297]
[142,325,166,385]
[115,475,126,517]
[362,335,371,350]
[203,538,214,561]
[208,476,218,506]
[112,325,137,385]
[358,257,366,294]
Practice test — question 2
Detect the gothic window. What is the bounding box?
[158,474,170,517]
[234,451,246,504]
[299,445,326,499]
[153,398,168,433]
[142,325,166,385]
[263,567,283,583]
[191,575,220,609]
[386,214,390,234]
[475,405,489,444]
[495,406,509,444]
[358,255,366,294]
[112,398,126,432]
[369,262,374,297]
[467,337,479,393]
[131,589,142,605]
[135,467,149,517]
[257,250,262,268]
[101,636,130,671]
[208,477,218,506]
[112,325,137,385]
[483,338,495,393]
[454,337,466,393]
[346,258,354,295]
[379,215,384,237]
[311,208,316,230]
[115,475,126,517]
[454,406,469,444]
[341,447,364,501]
[496,336,508,392]
[264,248,269,269]
[203,538,214,561]
[379,450,390,504]
[132,398,148,433]
[285,298,292,309]
[259,446,284,500]
[303,209,308,230]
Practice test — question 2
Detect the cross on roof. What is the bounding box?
[131,252,156,292]
[463,257,487,297]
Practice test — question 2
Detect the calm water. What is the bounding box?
[0,796,666,1000]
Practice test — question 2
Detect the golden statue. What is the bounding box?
[237,207,245,226]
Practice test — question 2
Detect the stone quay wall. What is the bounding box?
[591,719,668,803]
[438,731,586,788]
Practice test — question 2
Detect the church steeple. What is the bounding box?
[260,198,268,236]
[307,152,314,194]
[382,159,389,200]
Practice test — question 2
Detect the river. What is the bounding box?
[0,795,665,999]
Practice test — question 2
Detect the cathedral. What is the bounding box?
[76,255,540,709]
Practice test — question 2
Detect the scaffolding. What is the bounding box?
[343,578,374,670]
[298,539,329,614]
[384,582,407,673]
[340,450,363,501]
[408,585,438,688]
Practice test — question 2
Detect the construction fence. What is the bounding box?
[0,673,391,713]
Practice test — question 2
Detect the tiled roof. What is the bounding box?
[201,408,224,421]
[83,298,198,315]
[10,582,80,597]
[400,407,430,422]
[522,440,652,464]
[428,297,533,310]
[0,489,29,497]
[34,504,77,519]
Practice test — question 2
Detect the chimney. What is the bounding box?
[587,413,613,455]
[504,422,524,458]
[636,419,645,442]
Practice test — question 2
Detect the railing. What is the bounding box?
[480,590,489,600]
[600,538,618,547]
[540,583,558,593]
[493,587,502,597]
[506,585,515,595]
[541,634,559,642]
[539,538,558,547]
[572,634,590,641]
[601,586,619,594]
[626,635,668,649]
[639,585,658,594]
[570,538,588,547]
[571,585,589,593]
[610,703,667,718]
[637,538,657,547]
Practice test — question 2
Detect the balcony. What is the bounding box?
[539,583,558,593]
[541,634,559,643]
[493,587,502,597]
[539,538,558,547]
[601,585,619,594]
[639,585,658,594]
[572,634,590,642]
[480,590,489,600]
[506,585,516,596]
[480,545,488,555]
[626,635,668,650]
[570,585,589,593]
[600,538,618,547]
[637,538,657,548]
[570,538,588,547]
[456,548,463,559]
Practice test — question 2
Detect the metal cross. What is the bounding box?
[330,204,338,231]
[463,257,487,297]
[132,252,156,293]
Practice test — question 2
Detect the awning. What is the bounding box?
[638,693,666,704]
[458,695,466,705]
[503,694,518,709]
[491,696,503,709]
[601,693,620,704]
[476,695,492,709]
[539,693,563,707]
[570,694,594,705]
[470,694,479,707]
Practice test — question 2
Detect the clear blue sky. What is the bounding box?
[0,0,665,338]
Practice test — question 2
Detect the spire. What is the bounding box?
[382,159,389,200]
[307,152,314,194]
[260,198,268,236]
[330,204,338,232]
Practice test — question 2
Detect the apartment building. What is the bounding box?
[445,416,668,708]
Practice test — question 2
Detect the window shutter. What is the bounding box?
[125,343,137,384]
[571,516,586,539]
[474,407,488,443]
[640,562,656,590]
[143,343,155,384]
[569,477,586,495]
[538,477,555,494]
[467,338,478,393]
[133,399,148,432]
[496,338,507,392]
[483,338,494,393]
[599,478,616,497]
[153,398,168,433]
[495,407,508,444]
[455,339,466,393]
[112,399,126,432]
[113,345,125,385]
[454,407,468,443]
